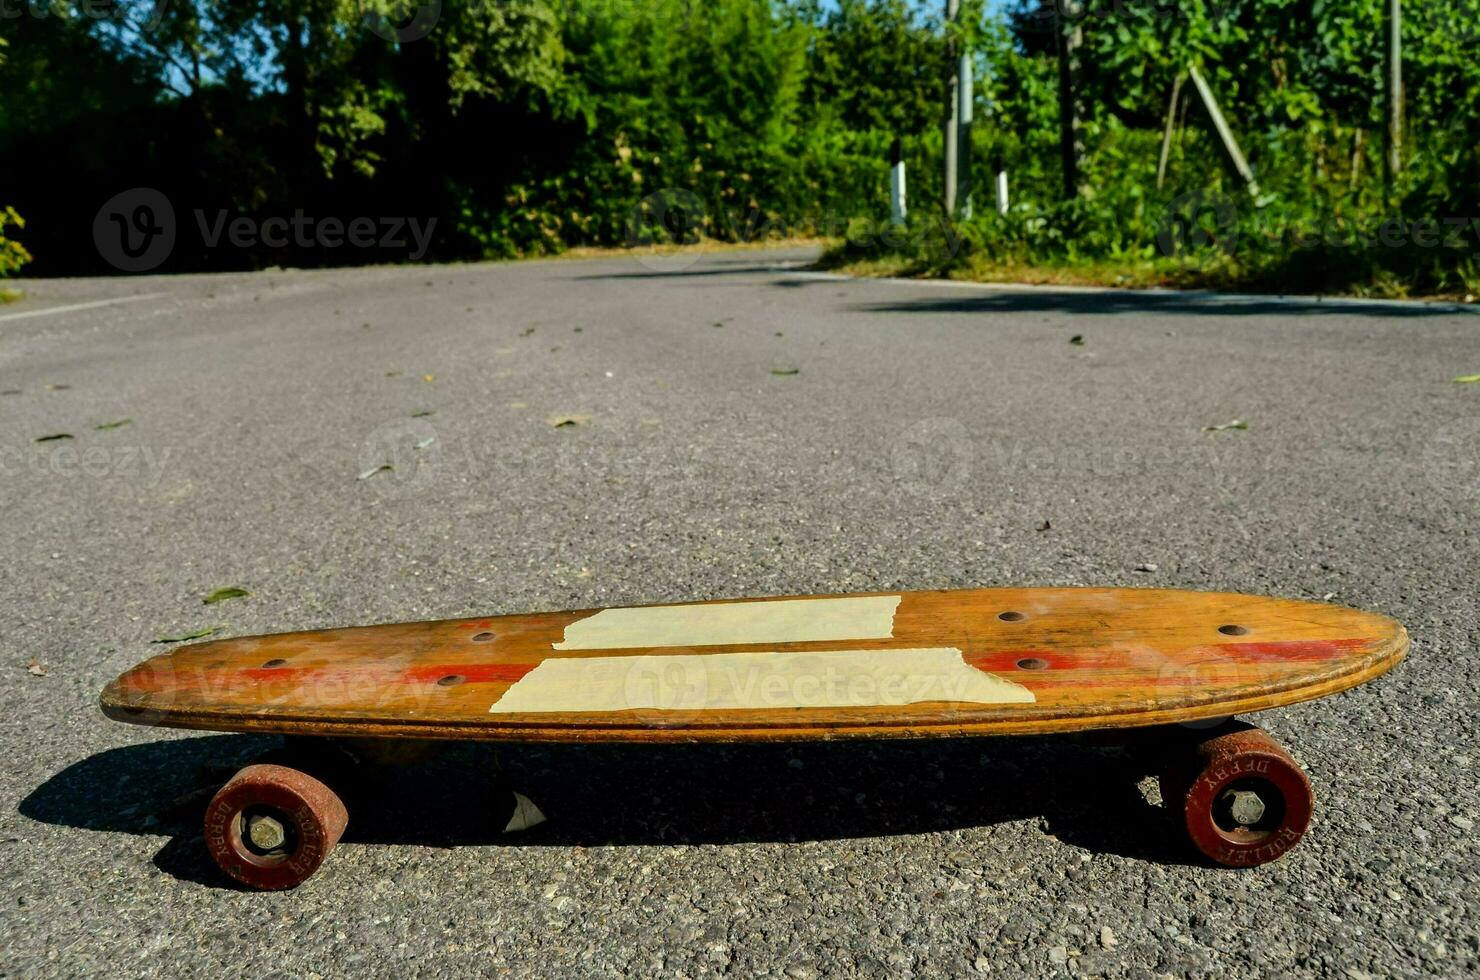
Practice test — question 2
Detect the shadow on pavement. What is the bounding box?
[849,289,1467,318]
[20,733,1198,887]
[566,259,808,281]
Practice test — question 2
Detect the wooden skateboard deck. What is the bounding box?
[102,587,1406,742]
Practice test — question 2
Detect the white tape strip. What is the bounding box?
[553,595,902,651]
[489,647,1033,714]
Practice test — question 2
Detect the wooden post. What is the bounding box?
[995,169,1009,215]
[1055,2,1082,200]
[1157,72,1185,190]
[1187,65,1261,200]
[1383,0,1402,196]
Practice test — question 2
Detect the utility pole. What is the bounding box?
[958,47,973,218]
[1383,0,1402,198]
[1055,1,1083,200]
[943,0,960,215]
[889,139,907,226]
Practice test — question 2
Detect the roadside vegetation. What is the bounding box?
[823,1,1480,299]
[2,1,1476,298]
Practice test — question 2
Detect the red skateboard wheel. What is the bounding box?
[1165,724,1314,867]
[204,763,348,890]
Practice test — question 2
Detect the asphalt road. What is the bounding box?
[2,247,1476,978]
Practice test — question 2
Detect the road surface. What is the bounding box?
[2,247,1476,977]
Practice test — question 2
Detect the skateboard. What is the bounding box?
[100,587,1407,889]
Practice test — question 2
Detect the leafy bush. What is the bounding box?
[0,206,31,277]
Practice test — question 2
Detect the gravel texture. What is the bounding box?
[1,247,1476,977]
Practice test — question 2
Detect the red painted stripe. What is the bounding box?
[404,663,536,684]
[964,637,1373,679]
[1214,637,1371,661]
[224,662,536,686]
[237,666,326,683]
[965,649,1122,673]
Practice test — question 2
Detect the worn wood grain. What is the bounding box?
[100,588,1407,742]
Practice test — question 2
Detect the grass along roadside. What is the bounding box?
[555,233,1480,304]
[815,238,1480,305]
[557,236,828,262]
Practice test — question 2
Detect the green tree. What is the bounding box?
[0,36,33,276]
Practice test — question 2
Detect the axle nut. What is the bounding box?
[1224,789,1267,827]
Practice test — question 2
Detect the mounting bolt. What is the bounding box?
[247,814,287,851]
[1224,789,1266,827]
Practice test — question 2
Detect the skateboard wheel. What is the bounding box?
[1165,723,1313,867]
[204,763,348,890]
